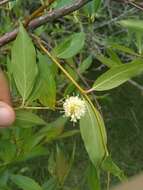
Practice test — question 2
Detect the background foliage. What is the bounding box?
[0,0,143,189]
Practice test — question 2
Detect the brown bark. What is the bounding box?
[0,0,92,47]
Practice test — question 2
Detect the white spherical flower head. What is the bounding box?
[63,96,86,122]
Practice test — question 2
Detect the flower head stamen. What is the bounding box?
[63,96,86,122]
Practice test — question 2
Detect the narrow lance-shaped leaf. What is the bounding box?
[108,43,137,56]
[119,20,143,33]
[80,100,107,167]
[11,23,37,104]
[42,178,58,190]
[38,53,56,109]
[39,116,67,142]
[0,140,16,163]
[106,48,123,65]
[54,32,85,59]
[78,55,93,73]
[119,20,143,54]
[87,163,101,190]
[14,110,47,128]
[102,156,126,181]
[96,54,118,68]
[92,59,143,91]
[10,174,42,190]
[84,0,101,18]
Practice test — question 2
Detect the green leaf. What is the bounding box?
[27,77,43,103]
[78,56,92,73]
[0,140,16,163]
[84,0,101,18]
[119,20,143,33]
[87,164,101,190]
[10,174,42,190]
[106,48,122,65]
[58,130,80,139]
[93,59,143,91]
[108,43,138,56]
[39,117,67,142]
[22,146,48,161]
[64,83,76,96]
[14,110,46,128]
[42,178,58,190]
[28,52,57,104]
[55,145,69,185]
[96,54,118,68]
[11,23,37,104]
[38,53,56,109]
[102,156,126,181]
[54,32,85,59]
[0,170,10,188]
[93,0,102,13]
[53,0,74,8]
[80,101,107,167]
[119,20,143,53]
[49,144,75,186]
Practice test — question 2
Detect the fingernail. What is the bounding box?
[0,102,15,127]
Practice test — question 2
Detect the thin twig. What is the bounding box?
[36,36,109,156]
[107,172,111,190]
[24,0,56,27]
[94,7,136,30]
[38,39,86,95]
[66,61,102,113]
[112,0,143,12]
[128,79,143,92]
[0,0,92,47]
[14,106,62,110]
[128,1,143,11]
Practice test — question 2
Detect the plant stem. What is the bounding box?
[107,172,110,190]
[38,42,86,95]
[24,0,56,27]
[14,106,62,110]
[37,39,109,157]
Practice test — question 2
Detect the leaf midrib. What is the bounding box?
[94,63,142,89]
[21,31,27,103]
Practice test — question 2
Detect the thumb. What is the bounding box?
[0,101,15,127]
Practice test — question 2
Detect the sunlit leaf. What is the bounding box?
[11,24,37,104]
[38,53,56,109]
[93,59,143,91]
[80,100,107,167]
[54,32,85,59]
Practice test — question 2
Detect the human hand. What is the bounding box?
[0,70,15,127]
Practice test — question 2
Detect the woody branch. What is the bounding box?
[0,0,92,47]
